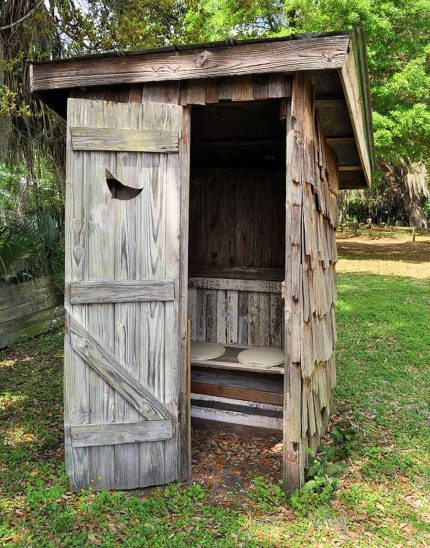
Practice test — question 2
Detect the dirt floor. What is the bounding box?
[191,429,283,496]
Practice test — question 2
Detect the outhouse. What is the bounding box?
[30,29,375,493]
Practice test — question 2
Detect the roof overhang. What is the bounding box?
[30,30,375,189]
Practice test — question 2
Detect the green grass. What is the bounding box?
[1,267,429,545]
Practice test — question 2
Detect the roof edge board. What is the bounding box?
[30,30,354,66]
[355,29,376,174]
[30,34,350,92]
[338,32,373,187]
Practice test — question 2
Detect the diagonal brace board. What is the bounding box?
[69,316,175,421]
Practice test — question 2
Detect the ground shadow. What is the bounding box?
[337,238,430,263]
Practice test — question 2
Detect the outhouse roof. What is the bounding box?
[30,29,375,189]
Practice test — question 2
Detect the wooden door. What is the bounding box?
[64,98,190,491]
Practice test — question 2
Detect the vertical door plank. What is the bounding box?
[114,143,141,489]
[163,144,183,483]
[65,101,91,490]
[86,129,116,489]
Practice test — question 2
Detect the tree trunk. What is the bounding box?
[406,199,428,228]
[0,40,12,163]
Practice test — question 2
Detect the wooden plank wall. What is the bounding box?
[189,169,285,270]
[191,366,284,436]
[283,73,338,493]
[0,277,63,349]
[70,74,291,106]
[188,277,283,348]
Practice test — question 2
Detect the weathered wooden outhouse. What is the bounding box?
[30,29,375,493]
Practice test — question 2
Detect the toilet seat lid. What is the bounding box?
[237,347,284,368]
[191,341,226,361]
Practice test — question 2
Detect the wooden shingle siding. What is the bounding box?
[283,73,338,493]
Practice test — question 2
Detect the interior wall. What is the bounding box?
[187,101,286,350]
[189,168,285,272]
[188,101,286,276]
[188,277,284,348]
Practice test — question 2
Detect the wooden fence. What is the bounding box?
[0,277,64,349]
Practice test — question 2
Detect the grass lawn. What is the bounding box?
[1,240,429,546]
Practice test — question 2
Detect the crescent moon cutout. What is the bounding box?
[105,169,143,200]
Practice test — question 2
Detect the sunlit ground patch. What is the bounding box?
[337,238,430,278]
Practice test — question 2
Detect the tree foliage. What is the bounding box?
[0,0,429,229]
[179,0,430,166]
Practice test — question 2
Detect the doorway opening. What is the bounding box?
[187,100,287,480]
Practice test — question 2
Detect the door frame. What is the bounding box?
[178,106,192,480]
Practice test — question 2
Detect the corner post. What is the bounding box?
[283,73,307,493]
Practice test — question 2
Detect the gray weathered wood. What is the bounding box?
[70,420,173,447]
[31,35,350,91]
[188,277,281,294]
[177,104,191,481]
[112,143,139,488]
[283,85,304,493]
[0,291,60,323]
[64,97,187,491]
[191,405,283,430]
[69,316,174,420]
[1,307,63,349]
[67,280,174,304]
[191,392,282,413]
[0,276,58,307]
[283,72,339,493]
[339,47,371,184]
[191,380,283,406]
[71,127,179,152]
[188,280,284,349]
[0,277,63,349]
[189,265,284,281]
[64,97,91,491]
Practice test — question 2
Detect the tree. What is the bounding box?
[1,1,429,226]
[182,0,430,226]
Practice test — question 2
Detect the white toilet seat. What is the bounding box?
[191,341,226,361]
[237,347,284,368]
